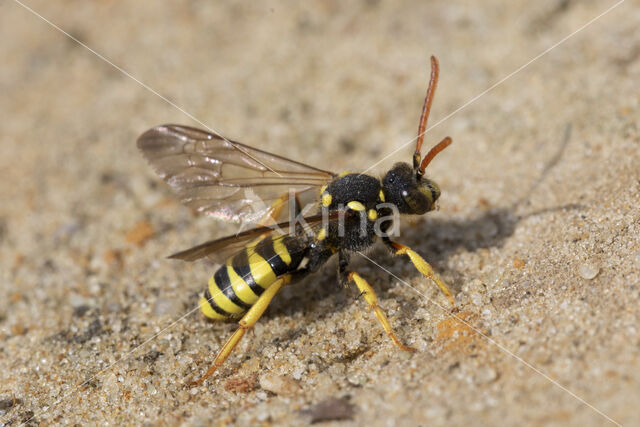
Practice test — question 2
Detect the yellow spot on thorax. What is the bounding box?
[322,192,332,207]
[347,201,365,211]
[379,190,385,202]
[368,209,378,221]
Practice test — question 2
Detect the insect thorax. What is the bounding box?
[318,173,384,251]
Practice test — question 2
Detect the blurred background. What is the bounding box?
[1,1,638,425]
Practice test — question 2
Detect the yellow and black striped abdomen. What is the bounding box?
[199,235,306,320]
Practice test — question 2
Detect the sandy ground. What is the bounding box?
[1,0,639,425]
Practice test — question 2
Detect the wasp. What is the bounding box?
[137,56,454,385]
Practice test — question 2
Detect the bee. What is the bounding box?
[137,56,454,385]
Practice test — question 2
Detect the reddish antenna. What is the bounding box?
[420,136,451,174]
[414,56,452,176]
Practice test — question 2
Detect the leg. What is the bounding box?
[339,252,415,352]
[190,274,292,386]
[257,192,302,227]
[337,250,350,288]
[383,239,455,307]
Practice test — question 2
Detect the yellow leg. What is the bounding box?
[389,242,455,307]
[258,193,287,227]
[257,192,300,227]
[347,272,416,352]
[190,274,291,386]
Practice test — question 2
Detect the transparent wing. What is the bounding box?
[168,212,344,264]
[137,124,335,224]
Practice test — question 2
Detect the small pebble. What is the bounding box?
[142,350,163,364]
[241,357,261,373]
[471,292,483,306]
[106,302,122,313]
[577,262,600,280]
[303,396,354,423]
[73,305,90,318]
[0,397,18,415]
[256,409,270,422]
[347,373,367,386]
[259,373,300,396]
[474,366,498,384]
[69,294,90,308]
[292,368,305,380]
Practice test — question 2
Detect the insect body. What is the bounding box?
[138,56,454,385]
[198,234,307,321]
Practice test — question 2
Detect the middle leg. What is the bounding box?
[339,251,416,352]
[257,191,302,227]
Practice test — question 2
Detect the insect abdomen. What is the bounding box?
[199,235,305,320]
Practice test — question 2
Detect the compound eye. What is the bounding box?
[421,179,440,202]
[403,189,431,214]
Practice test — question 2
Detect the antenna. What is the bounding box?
[414,56,452,176]
[419,137,452,173]
[414,56,440,172]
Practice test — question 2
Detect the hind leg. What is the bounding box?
[190,274,292,386]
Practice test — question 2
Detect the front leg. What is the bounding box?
[383,238,455,307]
